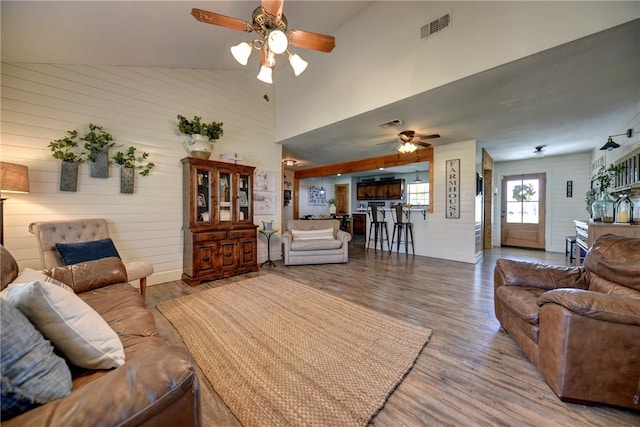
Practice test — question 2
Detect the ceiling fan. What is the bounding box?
[191,0,336,83]
[378,130,441,153]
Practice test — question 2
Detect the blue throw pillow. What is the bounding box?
[55,238,121,266]
[1,299,72,420]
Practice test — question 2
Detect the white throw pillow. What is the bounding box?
[291,227,334,240]
[6,280,125,370]
[0,268,72,300]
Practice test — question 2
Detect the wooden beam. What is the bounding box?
[293,148,433,180]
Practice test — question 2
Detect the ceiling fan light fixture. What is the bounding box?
[267,30,288,54]
[257,65,273,84]
[533,145,546,158]
[230,41,252,65]
[397,142,417,154]
[288,53,308,76]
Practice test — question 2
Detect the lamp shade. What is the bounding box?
[0,162,30,194]
[600,137,621,151]
[267,30,288,54]
[230,42,252,65]
[257,65,273,84]
[289,53,308,76]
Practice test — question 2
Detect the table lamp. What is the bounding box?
[1,162,30,245]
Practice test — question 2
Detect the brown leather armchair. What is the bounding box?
[494,234,640,409]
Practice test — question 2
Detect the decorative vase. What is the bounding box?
[90,149,109,178]
[184,134,214,160]
[591,192,615,223]
[329,204,337,215]
[120,167,135,194]
[60,161,79,192]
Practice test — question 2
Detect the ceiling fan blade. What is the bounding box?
[287,29,336,53]
[415,133,441,140]
[262,0,284,20]
[191,8,253,33]
[414,141,433,148]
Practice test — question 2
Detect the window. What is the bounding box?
[407,182,429,206]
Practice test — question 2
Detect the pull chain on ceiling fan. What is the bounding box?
[191,0,336,84]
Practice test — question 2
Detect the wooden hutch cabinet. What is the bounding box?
[181,157,258,286]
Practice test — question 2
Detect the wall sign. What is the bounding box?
[566,180,573,198]
[446,159,460,219]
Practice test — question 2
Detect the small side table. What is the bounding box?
[258,229,278,268]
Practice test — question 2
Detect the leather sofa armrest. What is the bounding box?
[46,257,128,293]
[494,258,588,291]
[3,346,200,427]
[336,229,352,243]
[538,289,640,326]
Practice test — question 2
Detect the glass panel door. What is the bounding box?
[219,171,232,222]
[238,173,251,222]
[196,169,211,223]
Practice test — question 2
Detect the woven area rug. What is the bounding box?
[157,275,432,427]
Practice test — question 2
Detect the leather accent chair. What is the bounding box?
[494,234,640,409]
[29,218,153,298]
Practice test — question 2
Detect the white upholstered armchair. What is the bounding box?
[28,218,153,298]
[281,219,351,266]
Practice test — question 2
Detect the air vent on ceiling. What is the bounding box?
[378,119,404,128]
[421,12,451,39]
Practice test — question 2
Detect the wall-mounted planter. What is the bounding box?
[90,150,109,178]
[60,161,79,192]
[120,167,135,194]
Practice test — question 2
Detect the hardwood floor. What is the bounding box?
[145,237,640,426]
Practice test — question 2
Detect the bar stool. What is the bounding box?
[367,205,390,252]
[391,205,415,254]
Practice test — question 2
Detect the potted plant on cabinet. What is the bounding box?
[591,163,623,222]
[49,130,87,192]
[177,114,224,160]
[81,123,115,178]
[112,146,155,194]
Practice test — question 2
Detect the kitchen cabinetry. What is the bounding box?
[352,213,367,234]
[356,179,405,200]
[182,157,258,286]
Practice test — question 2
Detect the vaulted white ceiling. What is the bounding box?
[2,1,639,169]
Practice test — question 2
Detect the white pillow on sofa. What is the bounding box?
[291,227,334,240]
[6,280,125,370]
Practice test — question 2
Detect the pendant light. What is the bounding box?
[413,171,423,183]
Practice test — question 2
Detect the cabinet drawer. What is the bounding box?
[195,231,227,242]
[229,229,256,239]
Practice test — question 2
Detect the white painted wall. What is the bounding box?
[423,140,479,263]
[1,63,280,283]
[275,2,638,141]
[493,152,592,252]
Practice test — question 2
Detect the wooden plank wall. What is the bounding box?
[1,62,281,283]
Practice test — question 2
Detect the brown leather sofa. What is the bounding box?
[1,245,201,426]
[494,234,640,409]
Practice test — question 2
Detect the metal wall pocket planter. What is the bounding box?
[120,167,135,194]
[90,150,109,178]
[60,161,79,192]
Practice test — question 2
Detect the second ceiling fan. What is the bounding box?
[378,130,441,153]
[191,0,336,83]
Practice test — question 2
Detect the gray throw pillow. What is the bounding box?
[1,299,72,420]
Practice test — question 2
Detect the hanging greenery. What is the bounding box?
[512,183,536,202]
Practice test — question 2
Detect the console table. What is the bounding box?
[574,220,640,264]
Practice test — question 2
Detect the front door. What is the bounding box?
[501,173,546,249]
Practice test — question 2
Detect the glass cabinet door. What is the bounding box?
[238,173,251,222]
[195,169,211,223]
[218,171,232,222]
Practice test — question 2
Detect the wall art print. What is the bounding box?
[308,186,326,205]
[446,159,460,219]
